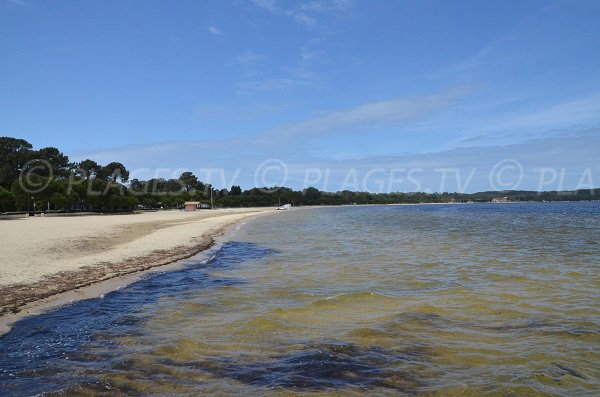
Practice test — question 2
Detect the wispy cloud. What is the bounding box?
[69,128,599,192]
[293,13,317,30]
[235,51,264,66]
[73,88,471,171]
[452,91,600,147]
[3,0,29,7]
[236,36,328,93]
[511,92,600,128]
[298,0,353,13]
[256,87,471,142]
[250,0,353,29]
[251,0,277,13]
[236,49,324,93]
[206,25,224,36]
[239,2,350,93]
[300,44,320,61]
[237,76,312,92]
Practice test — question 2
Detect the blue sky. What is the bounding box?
[1,0,599,192]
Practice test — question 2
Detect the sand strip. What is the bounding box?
[0,208,274,332]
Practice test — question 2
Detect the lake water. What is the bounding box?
[1,203,599,396]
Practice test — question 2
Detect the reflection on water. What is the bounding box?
[1,202,599,396]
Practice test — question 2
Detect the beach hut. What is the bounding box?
[184,201,200,211]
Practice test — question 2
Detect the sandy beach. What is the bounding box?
[0,208,274,317]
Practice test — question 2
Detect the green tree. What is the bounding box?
[49,192,68,210]
[179,172,198,192]
[129,178,147,193]
[0,137,33,188]
[165,178,184,193]
[77,159,100,179]
[0,186,15,212]
[10,173,52,210]
[303,187,322,205]
[32,147,70,178]
[97,162,129,183]
[230,185,242,195]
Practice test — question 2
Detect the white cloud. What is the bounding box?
[235,51,264,66]
[236,40,325,93]
[300,45,320,61]
[251,0,277,13]
[293,13,317,30]
[250,0,352,30]
[256,88,471,141]
[451,92,600,147]
[512,93,600,128]
[206,26,224,36]
[241,1,348,92]
[68,128,600,192]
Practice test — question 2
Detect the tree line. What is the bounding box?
[0,136,597,213]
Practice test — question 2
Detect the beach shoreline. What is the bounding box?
[0,208,275,335]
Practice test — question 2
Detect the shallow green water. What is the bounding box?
[1,203,599,396]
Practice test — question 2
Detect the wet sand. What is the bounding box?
[0,208,274,323]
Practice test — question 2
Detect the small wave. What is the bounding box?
[310,291,402,308]
[181,341,428,392]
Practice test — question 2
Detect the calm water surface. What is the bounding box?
[1,202,599,396]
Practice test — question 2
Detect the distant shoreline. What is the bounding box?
[0,208,276,335]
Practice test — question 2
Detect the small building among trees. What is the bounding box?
[184,201,200,211]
